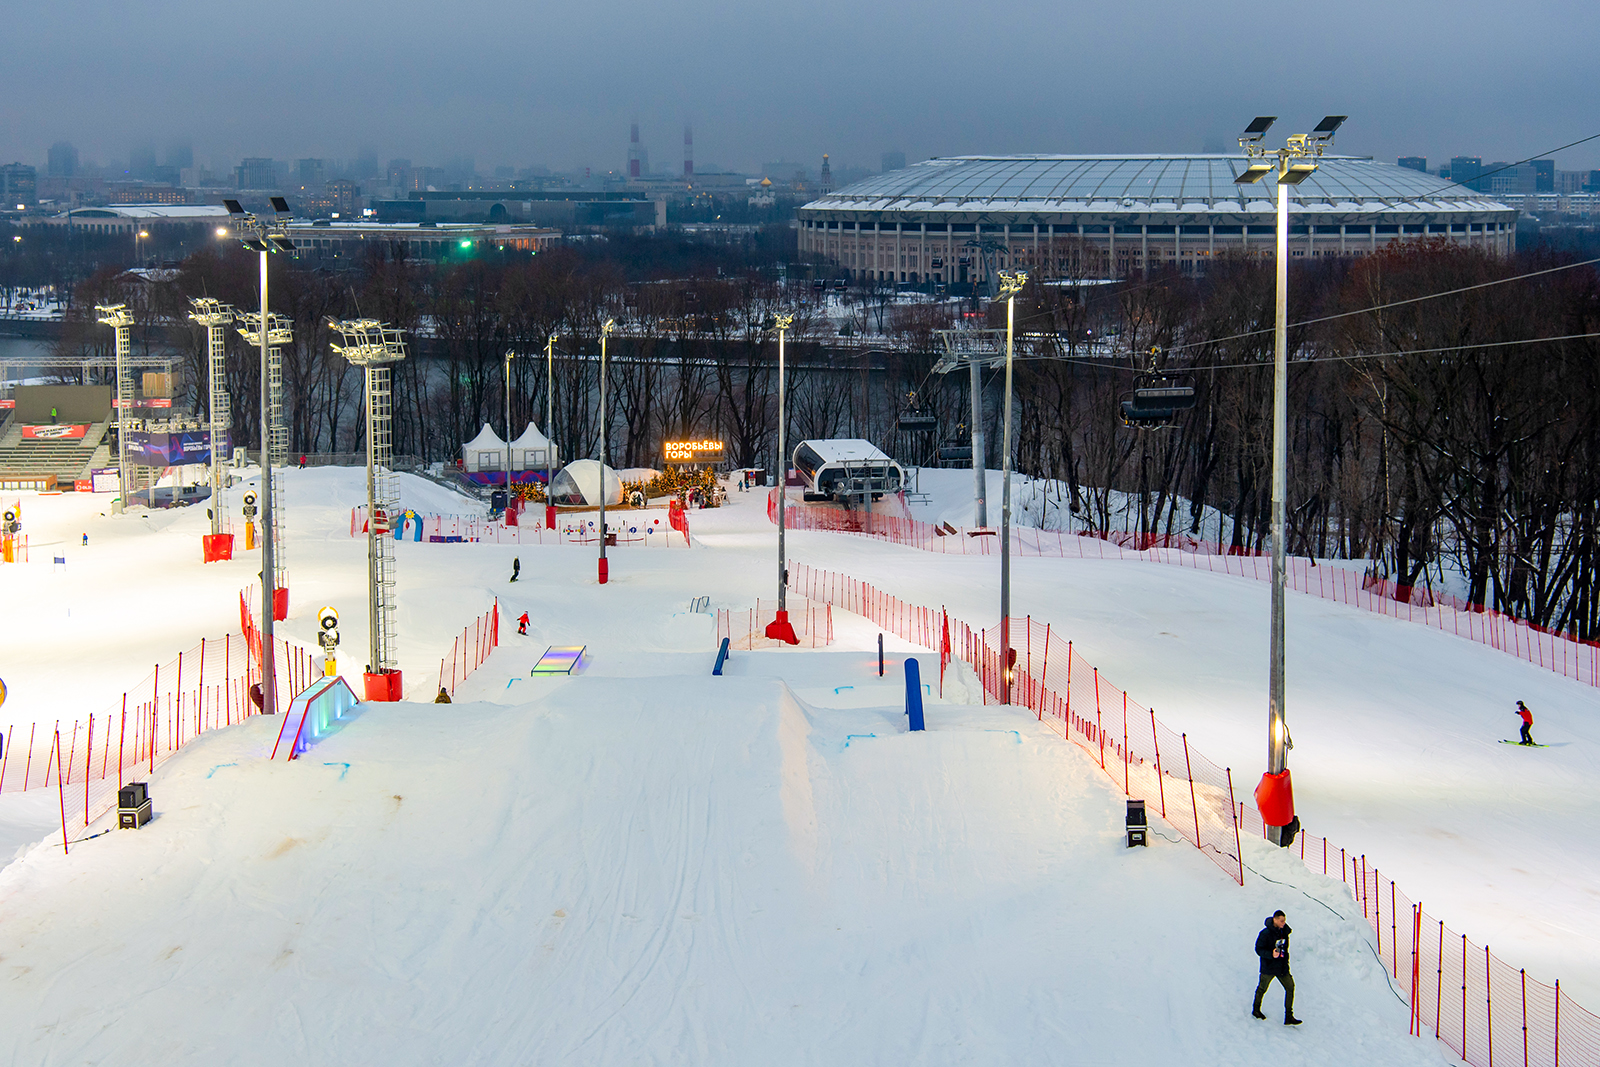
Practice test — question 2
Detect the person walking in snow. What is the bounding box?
[1252,911,1301,1025]
[1515,700,1536,745]
[510,557,521,583]
[517,612,530,636]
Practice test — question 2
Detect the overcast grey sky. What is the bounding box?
[9,0,1599,175]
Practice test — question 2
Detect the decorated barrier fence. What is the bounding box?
[351,507,692,547]
[787,559,1600,1067]
[773,495,1600,690]
[0,629,317,850]
[715,597,834,650]
[438,601,500,697]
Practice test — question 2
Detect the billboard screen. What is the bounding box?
[125,430,228,467]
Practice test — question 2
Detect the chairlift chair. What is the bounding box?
[1119,374,1197,429]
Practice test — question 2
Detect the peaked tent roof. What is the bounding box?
[509,423,553,450]
[463,424,505,451]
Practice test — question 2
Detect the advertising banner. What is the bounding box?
[110,398,173,408]
[91,468,118,493]
[126,430,228,467]
[21,424,89,440]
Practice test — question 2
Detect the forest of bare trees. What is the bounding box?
[41,234,1600,637]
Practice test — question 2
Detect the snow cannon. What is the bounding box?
[1254,769,1296,842]
[764,610,799,645]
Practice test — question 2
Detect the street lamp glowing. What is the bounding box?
[598,319,616,585]
[764,312,799,645]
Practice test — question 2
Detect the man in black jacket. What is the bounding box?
[1253,911,1302,1025]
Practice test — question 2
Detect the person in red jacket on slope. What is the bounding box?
[1515,700,1535,745]
[517,612,530,636]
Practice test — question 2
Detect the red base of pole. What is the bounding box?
[363,669,403,702]
[272,586,289,621]
[546,505,556,530]
[598,557,609,584]
[202,533,234,562]
[764,609,800,645]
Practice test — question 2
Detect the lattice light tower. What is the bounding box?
[329,318,408,701]
[187,298,233,539]
[94,304,135,509]
[239,311,292,606]
[934,327,1006,528]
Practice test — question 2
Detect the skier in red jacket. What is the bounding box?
[1515,701,1535,745]
[517,612,530,636]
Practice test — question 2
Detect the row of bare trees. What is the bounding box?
[45,237,1600,635]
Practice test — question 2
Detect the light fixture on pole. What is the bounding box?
[933,328,1005,528]
[996,270,1027,704]
[764,313,799,645]
[1234,114,1345,846]
[93,303,135,511]
[135,229,149,266]
[597,319,615,585]
[328,318,408,701]
[186,297,234,562]
[221,195,297,714]
[545,333,558,531]
[503,347,517,499]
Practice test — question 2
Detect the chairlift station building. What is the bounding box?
[797,155,1517,285]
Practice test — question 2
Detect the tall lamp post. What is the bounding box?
[597,319,615,585]
[996,270,1027,704]
[544,333,558,530]
[503,348,517,497]
[1234,114,1345,845]
[764,313,799,645]
[221,195,297,714]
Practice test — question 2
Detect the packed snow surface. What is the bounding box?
[0,462,1587,1062]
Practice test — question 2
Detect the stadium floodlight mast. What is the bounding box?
[544,333,558,530]
[503,348,516,498]
[221,195,297,716]
[598,319,615,585]
[934,328,1005,528]
[997,269,1027,705]
[93,303,135,509]
[1235,114,1345,845]
[328,318,408,700]
[764,313,800,645]
[186,298,233,541]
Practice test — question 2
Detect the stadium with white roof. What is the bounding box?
[797,155,1518,285]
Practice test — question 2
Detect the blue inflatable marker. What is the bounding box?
[905,658,925,732]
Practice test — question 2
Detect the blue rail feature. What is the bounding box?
[905,658,925,732]
[712,637,731,676]
[272,676,361,760]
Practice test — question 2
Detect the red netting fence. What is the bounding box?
[788,558,1600,1067]
[715,598,834,650]
[773,496,1600,689]
[438,601,501,697]
[0,629,318,850]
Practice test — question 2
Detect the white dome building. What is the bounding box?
[548,459,622,507]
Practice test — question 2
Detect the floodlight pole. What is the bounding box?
[257,248,278,716]
[545,333,557,530]
[970,355,987,527]
[1237,114,1344,844]
[598,320,614,585]
[94,304,135,509]
[504,348,514,495]
[997,271,1026,705]
[764,314,799,645]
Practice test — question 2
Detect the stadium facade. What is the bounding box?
[796,155,1518,285]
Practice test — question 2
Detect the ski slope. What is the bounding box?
[0,464,1592,1061]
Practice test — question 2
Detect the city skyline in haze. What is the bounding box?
[8,0,1599,176]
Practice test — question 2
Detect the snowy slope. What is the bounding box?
[0,663,1441,1065]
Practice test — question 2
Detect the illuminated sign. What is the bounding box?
[663,439,725,463]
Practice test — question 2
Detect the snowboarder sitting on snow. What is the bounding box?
[1515,700,1535,745]
[434,687,451,704]
[517,612,530,636]
[510,557,521,583]
[1252,910,1302,1025]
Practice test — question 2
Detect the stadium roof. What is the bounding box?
[804,155,1510,214]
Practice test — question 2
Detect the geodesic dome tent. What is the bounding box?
[548,459,622,506]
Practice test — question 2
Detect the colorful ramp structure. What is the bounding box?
[271,676,362,760]
[531,646,585,675]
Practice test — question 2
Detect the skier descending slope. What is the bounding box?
[1252,911,1302,1025]
[1515,700,1536,745]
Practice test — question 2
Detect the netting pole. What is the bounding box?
[1436,919,1444,1040]
[54,730,67,855]
[1411,903,1421,1035]
[1225,766,1243,885]
[1150,709,1166,817]
[1122,691,1129,795]
[118,698,126,784]
[1038,624,1051,719]
[83,715,93,828]
[1392,880,1399,975]
[1487,945,1493,1067]
[1462,933,1469,1057]
[1094,667,1103,769]
[1555,978,1561,1067]
[1064,642,1073,730]
[1182,733,1200,847]
[1521,969,1528,1067]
